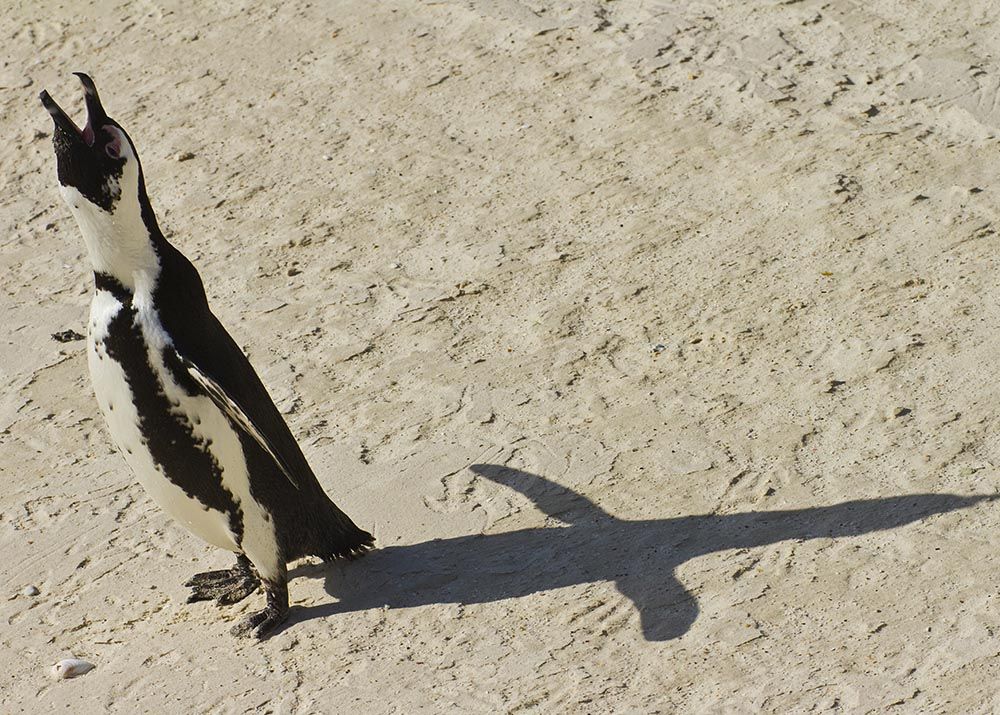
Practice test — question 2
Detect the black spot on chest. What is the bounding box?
[97,273,243,541]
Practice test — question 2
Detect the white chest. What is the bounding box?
[87,289,242,552]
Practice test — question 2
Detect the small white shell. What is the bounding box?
[22,585,39,597]
[51,658,95,679]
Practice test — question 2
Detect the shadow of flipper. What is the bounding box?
[468,463,612,524]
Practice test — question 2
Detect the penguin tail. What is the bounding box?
[313,500,374,562]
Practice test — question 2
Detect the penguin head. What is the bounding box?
[40,73,145,220]
[40,74,163,289]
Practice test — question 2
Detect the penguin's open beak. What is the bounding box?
[39,73,107,148]
[40,73,125,204]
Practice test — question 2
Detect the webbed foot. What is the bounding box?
[185,554,260,605]
[230,578,289,639]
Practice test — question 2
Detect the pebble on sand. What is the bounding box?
[51,659,95,679]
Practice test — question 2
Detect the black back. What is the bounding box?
[114,126,372,559]
[153,240,318,494]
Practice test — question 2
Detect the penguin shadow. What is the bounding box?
[287,465,995,641]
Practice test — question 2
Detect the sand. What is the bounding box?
[4,0,1000,711]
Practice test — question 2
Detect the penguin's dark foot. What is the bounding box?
[230,578,289,639]
[186,572,259,605]
[185,554,260,605]
[229,603,288,639]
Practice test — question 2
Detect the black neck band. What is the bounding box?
[94,272,132,302]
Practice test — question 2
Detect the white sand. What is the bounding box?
[4,0,1000,711]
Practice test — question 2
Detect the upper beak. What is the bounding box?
[73,72,108,129]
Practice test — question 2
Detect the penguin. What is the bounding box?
[39,73,374,639]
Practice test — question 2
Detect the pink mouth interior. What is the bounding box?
[82,121,95,146]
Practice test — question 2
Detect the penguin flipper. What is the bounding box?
[174,352,301,490]
[155,252,333,499]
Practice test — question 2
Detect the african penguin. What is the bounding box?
[40,73,374,639]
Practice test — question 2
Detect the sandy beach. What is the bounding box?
[5,0,1000,711]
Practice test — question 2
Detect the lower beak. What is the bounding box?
[39,90,82,139]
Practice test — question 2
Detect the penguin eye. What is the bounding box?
[102,127,124,160]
